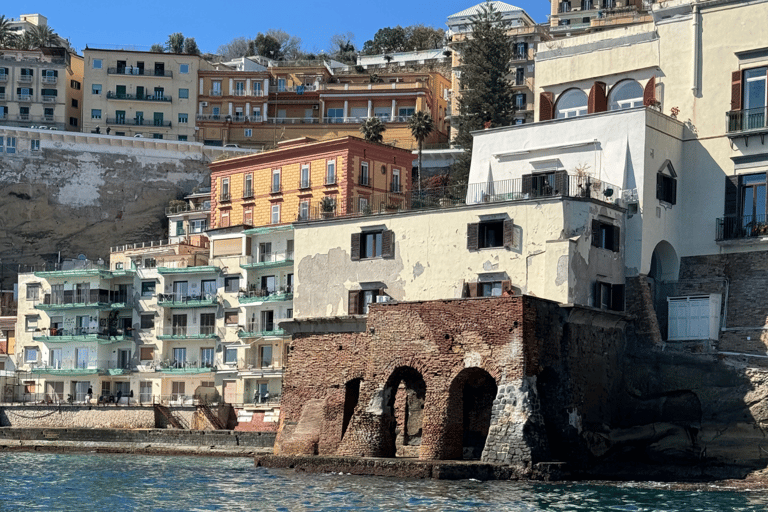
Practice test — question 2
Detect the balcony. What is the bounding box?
[18,75,33,83]
[156,326,220,340]
[727,107,768,135]
[165,203,210,215]
[238,287,293,304]
[0,74,6,82]
[107,67,173,78]
[156,292,219,308]
[34,289,129,311]
[220,191,231,202]
[242,187,254,199]
[106,117,172,127]
[195,114,264,123]
[41,76,57,84]
[716,215,768,241]
[157,265,219,275]
[238,323,287,338]
[209,89,223,96]
[239,251,294,270]
[32,327,133,344]
[42,95,57,103]
[0,93,5,101]
[107,91,172,102]
[17,94,32,102]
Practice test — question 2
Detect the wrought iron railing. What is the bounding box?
[716,215,768,241]
[727,107,768,134]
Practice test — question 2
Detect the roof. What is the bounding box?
[448,1,523,19]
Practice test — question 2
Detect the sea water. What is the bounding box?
[1,452,767,511]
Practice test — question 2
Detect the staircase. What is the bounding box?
[198,403,227,430]
[154,404,188,429]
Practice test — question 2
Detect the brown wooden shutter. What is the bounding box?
[381,230,395,258]
[554,170,569,196]
[724,175,740,216]
[612,225,621,252]
[467,282,479,298]
[503,219,514,248]
[539,92,554,121]
[350,233,361,261]
[348,290,361,315]
[467,223,479,250]
[588,81,607,114]
[731,70,742,111]
[611,284,625,311]
[643,76,656,106]
[522,174,533,196]
[591,219,600,247]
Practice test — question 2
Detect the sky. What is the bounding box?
[13,1,551,56]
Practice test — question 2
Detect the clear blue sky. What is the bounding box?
[13,1,551,55]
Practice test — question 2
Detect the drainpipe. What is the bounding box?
[691,3,700,93]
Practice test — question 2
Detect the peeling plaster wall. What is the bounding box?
[294,199,624,318]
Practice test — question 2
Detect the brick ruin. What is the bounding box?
[275,296,626,468]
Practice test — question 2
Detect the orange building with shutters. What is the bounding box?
[208,136,415,230]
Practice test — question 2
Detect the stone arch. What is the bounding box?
[608,79,644,110]
[341,377,362,441]
[380,365,427,458]
[555,88,588,119]
[649,240,679,283]
[439,367,499,460]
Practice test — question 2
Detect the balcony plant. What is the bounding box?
[320,196,336,218]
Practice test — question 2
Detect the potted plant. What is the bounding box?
[320,196,336,219]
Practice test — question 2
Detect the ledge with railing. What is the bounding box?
[32,327,134,343]
[238,286,293,304]
[34,289,133,310]
[156,292,219,308]
[107,67,173,78]
[155,326,221,340]
[716,215,768,241]
[238,322,287,338]
[165,203,211,215]
[106,117,172,127]
[106,91,172,102]
[239,252,294,269]
[726,107,768,135]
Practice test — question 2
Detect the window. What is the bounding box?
[174,113,187,124]
[190,218,207,233]
[225,347,238,364]
[277,78,286,92]
[261,275,276,293]
[272,169,281,193]
[71,99,78,108]
[464,279,512,298]
[467,219,514,250]
[25,347,38,362]
[521,170,569,198]
[515,67,525,86]
[141,281,156,296]
[326,159,336,184]
[179,88,189,99]
[224,276,240,293]
[225,310,239,325]
[244,174,253,198]
[178,135,187,141]
[594,281,625,312]
[555,89,588,119]
[71,80,81,90]
[398,107,415,120]
[26,283,41,301]
[591,220,621,252]
[609,80,644,110]
[200,313,216,335]
[5,137,15,154]
[351,229,394,260]
[480,282,503,297]
[201,347,214,367]
[244,128,252,137]
[299,200,309,221]
[143,257,156,268]
[91,109,102,119]
[180,64,189,74]
[348,288,387,314]
[327,108,343,123]
[391,169,401,193]
[657,162,677,205]
[360,162,370,186]
[271,204,280,224]
[92,83,102,95]
[244,208,253,225]
[220,177,230,201]
[221,210,230,227]
[25,316,38,332]
[300,164,310,188]
[358,197,369,214]
[261,310,275,331]
[513,93,527,109]
[69,117,78,127]
[140,315,154,329]
[259,345,273,367]
[668,295,721,341]
[31,139,40,151]
[93,59,103,69]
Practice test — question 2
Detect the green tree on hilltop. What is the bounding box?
[452,2,515,184]
[166,32,185,54]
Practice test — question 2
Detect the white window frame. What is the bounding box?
[26,284,40,301]
[271,169,281,193]
[361,161,369,186]
[271,204,280,224]
[244,128,252,137]
[25,316,38,332]
[326,159,336,184]
[667,294,721,341]
[31,139,40,151]
[178,113,188,124]
[300,164,310,188]
[91,109,102,119]
[24,346,38,362]
[225,347,238,364]
[299,200,309,221]
[92,83,102,95]
[392,168,400,192]
[6,137,16,154]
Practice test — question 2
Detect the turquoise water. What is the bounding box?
[1,452,767,511]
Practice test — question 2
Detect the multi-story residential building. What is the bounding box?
[208,136,415,229]
[166,189,211,244]
[447,1,549,132]
[547,0,653,37]
[196,63,450,149]
[0,47,83,131]
[356,49,449,70]
[82,48,211,140]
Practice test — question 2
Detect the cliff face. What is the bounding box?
[0,129,237,287]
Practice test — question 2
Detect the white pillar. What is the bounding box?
[263,79,269,95]
[367,100,372,118]
[246,103,250,116]
[229,78,234,94]
[343,100,348,121]
[199,102,203,115]
[199,78,204,93]
[263,102,268,122]
[228,103,233,116]
[246,78,251,94]
[391,99,397,120]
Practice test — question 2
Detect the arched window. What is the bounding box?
[555,89,588,119]
[609,80,644,110]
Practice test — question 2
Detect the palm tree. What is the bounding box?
[408,111,434,196]
[359,117,386,143]
[0,15,14,47]
[13,32,34,50]
[30,24,60,48]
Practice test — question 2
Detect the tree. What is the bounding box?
[360,117,386,143]
[166,32,185,54]
[217,36,250,60]
[150,43,165,53]
[452,2,515,184]
[183,37,200,55]
[266,29,303,60]
[0,15,14,47]
[408,111,435,196]
[362,26,408,55]
[13,32,34,50]
[408,25,445,51]
[254,33,282,59]
[329,32,356,64]
[29,24,61,48]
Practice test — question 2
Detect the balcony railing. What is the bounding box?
[716,215,768,241]
[106,117,172,127]
[239,252,294,269]
[35,289,132,310]
[42,95,57,103]
[18,75,33,83]
[220,191,231,202]
[390,182,402,193]
[727,107,768,134]
[41,76,57,84]
[32,327,133,343]
[238,323,287,338]
[156,292,219,308]
[18,94,32,102]
[298,177,311,189]
[0,74,7,82]
[302,176,621,222]
[107,91,172,102]
[238,286,293,303]
[165,203,210,215]
[156,326,220,339]
[107,67,173,78]
[209,89,223,96]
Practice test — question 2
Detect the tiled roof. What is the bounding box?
[448,1,523,19]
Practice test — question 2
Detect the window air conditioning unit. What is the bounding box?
[202,101,208,107]
[376,295,393,303]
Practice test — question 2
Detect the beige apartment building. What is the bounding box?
[82,49,210,140]
[0,47,83,131]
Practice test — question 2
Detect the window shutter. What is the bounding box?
[656,173,663,201]
[594,281,602,308]
[554,170,569,195]
[539,92,554,121]
[591,219,600,247]
[522,174,533,195]
[90,288,98,303]
[731,70,742,111]
[611,284,625,312]
[612,225,621,252]
[467,282,479,298]
[670,177,677,206]
[503,219,514,248]
[724,175,740,216]
[643,76,656,106]
[348,290,361,315]
[381,230,395,258]
[64,290,73,303]
[467,223,479,250]
[350,233,361,261]
[588,81,607,114]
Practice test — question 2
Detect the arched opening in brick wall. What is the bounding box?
[341,378,362,441]
[382,366,426,458]
[443,367,498,460]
